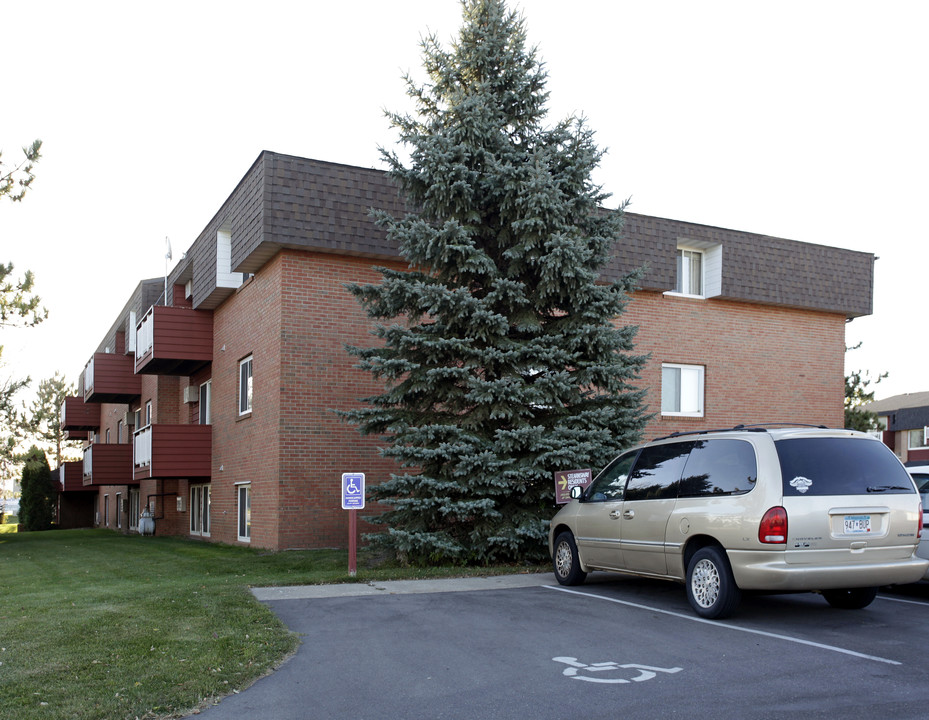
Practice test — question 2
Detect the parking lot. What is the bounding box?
[199,573,929,719]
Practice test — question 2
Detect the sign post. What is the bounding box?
[341,473,365,577]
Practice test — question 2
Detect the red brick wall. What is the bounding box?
[625,291,846,439]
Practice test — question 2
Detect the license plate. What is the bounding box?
[844,515,872,534]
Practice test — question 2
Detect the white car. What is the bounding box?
[907,466,929,579]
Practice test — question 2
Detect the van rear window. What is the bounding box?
[776,438,915,496]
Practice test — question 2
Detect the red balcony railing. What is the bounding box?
[56,461,86,492]
[134,305,213,376]
[82,443,133,486]
[60,396,100,433]
[83,353,141,404]
[133,424,212,481]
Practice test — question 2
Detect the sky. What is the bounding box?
[1,0,926,406]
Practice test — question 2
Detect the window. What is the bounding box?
[585,452,638,502]
[105,428,111,444]
[661,364,704,417]
[115,493,122,529]
[237,483,251,541]
[678,439,757,497]
[908,428,928,450]
[675,248,703,296]
[129,489,140,531]
[776,437,915,496]
[190,484,211,537]
[624,443,694,501]
[117,420,123,444]
[199,380,212,425]
[145,400,152,427]
[239,356,253,416]
[103,494,109,527]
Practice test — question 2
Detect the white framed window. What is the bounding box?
[190,484,211,537]
[115,493,122,529]
[675,248,704,296]
[103,494,110,527]
[129,489,140,531]
[145,400,153,427]
[908,428,929,450]
[237,483,251,542]
[105,428,111,444]
[199,380,212,425]
[239,356,253,416]
[117,420,123,444]
[661,363,705,417]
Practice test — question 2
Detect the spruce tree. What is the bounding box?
[345,0,648,564]
[20,446,55,531]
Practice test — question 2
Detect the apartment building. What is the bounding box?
[57,151,875,550]
[864,392,929,465]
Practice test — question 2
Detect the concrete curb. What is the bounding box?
[251,572,557,601]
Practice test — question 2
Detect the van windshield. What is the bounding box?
[776,437,915,496]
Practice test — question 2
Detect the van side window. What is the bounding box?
[679,439,757,497]
[625,442,693,501]
[585,452,638,502]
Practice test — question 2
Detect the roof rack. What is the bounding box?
[654,422,829,442]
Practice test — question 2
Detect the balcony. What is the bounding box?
[134,305,213,376]
[133,424,212,481]
[83,353,141,404]
[82,443,133,486]
[55,461,86,492]
[60,396,100,433]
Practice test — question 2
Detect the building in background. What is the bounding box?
[57,152,875,550]
[864,392,929,466]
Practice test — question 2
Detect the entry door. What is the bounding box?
[573,452,637,570]
[619,442,693,576]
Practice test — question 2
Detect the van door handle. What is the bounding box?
[609,509,622,519]
[623,509,635,519]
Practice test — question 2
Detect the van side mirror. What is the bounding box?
[570,485,584,500]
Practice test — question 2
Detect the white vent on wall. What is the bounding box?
[185,279,193,298]
[176,496,186,512]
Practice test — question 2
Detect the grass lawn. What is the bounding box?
[0,527,543,719]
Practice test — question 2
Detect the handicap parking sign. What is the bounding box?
[341,473,365,510]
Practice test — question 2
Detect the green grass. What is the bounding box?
[0,529,544,719]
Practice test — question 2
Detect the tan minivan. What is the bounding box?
[549,426,928,618]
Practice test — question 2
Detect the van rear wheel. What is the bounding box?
[822,587,878,609]
[686,546,741,619]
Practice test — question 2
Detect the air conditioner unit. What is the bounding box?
[124,411,136,426]
[924,426,929,445]
[183,386,199,403]
[176,496,186,512]
[185,279,193,299]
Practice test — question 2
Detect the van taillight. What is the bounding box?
[759,507,788,544]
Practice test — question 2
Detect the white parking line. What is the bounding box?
[879,594,929,607]
[544,585,901,666]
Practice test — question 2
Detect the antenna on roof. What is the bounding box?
[164,236,172,304]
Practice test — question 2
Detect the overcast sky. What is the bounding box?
[2,0,926,406]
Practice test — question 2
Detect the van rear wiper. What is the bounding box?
[866,485,909,492]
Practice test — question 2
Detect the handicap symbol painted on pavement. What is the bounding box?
[552,657,682,684]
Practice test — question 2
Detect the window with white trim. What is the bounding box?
[661,363,705,417]
[675,248,703,296]
[199,380,212,425]
[190,484,211,537]
[103,494,110,526]
[144,400,153,427]
[116,493,122,529]
[237,483,251,542]
[239,356,253,416]
[908,428,929,451]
